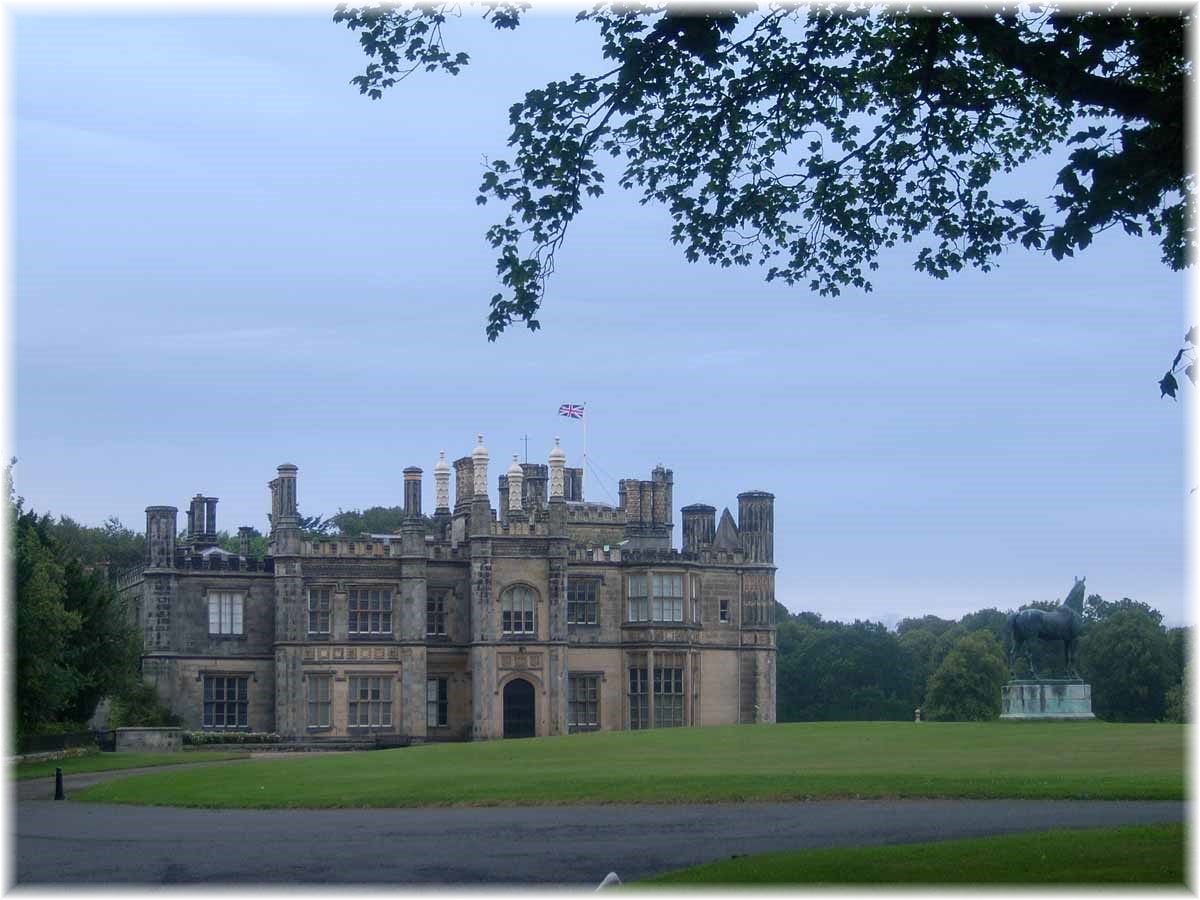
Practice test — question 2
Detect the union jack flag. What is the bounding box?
[558,403,585,419]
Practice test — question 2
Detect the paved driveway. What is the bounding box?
[15,773,1184,886]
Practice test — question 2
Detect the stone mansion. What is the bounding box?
[119,436,777,741]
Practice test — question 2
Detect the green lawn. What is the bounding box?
[636,823,1186,885]
[14,751,248,781]
[75,721,1183,809]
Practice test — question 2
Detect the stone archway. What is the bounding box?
[502,677,536,739]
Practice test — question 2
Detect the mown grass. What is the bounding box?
[13,751,248,781]
[635,823,1186,885]
[75,721,1183,809]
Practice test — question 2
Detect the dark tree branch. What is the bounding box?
[958,14,1178,125]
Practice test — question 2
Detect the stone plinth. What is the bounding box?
[115,727,182,753]
[1001,680,1095,720]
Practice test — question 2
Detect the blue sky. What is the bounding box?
[12,11,1190,626]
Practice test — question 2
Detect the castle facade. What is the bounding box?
[120,436,777,741]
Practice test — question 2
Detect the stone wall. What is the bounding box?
[115,727,182,753]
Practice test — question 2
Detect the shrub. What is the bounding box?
[109,682,182,729]
[925,632,1008,721]
[182,731,281,745]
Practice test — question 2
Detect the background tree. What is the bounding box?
[896,627,939,708]
[775,611,916,721]
[10,459,144,735]
[337,5,1189,341]
[924,631,1009,721]
[58,558,143,724]
[896,614,956,637]
[331,505,427,536]
[216,528,271,558]
[13,506,82,734]
[44,514,145,578]
[1079,607,1173,721]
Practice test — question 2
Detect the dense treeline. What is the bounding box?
[776,598,1190,723]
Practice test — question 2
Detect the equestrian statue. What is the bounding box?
[1007,576,1086,679]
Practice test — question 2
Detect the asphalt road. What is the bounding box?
[15,781,1184,885]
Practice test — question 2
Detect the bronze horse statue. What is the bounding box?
[1007,577,1086,679]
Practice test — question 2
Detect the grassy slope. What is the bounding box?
[75,721,1183,809]
[636,823,1186,885]
[14,751,248,781]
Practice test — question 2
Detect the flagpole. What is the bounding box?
[582,402,588,501]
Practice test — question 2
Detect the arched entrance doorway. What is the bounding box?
[502,678,536,739]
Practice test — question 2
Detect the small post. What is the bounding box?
[914,708,922,723]
[54,767,64,800]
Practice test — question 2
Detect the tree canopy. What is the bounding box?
[924,631,1009,721]
[337,4,1189,339]
[12,502,141,734]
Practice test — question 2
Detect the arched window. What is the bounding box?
[501,586,536,635]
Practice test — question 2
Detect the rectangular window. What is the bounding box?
[348,589,393,636]
[208,592,244,636]
[627,575,649,622]
[202,675,248,729]
[653,666,685,728]
[651,573,684,622]
[567,579,598,625]
[719,599,730,624]
[501,587,536,635]
[426,592,447,638]
[426,677,448,727]
[348,675,392,728]
[628,667,649,730]
[568,675,599,732]
[307,675,331,729]
[308,589,331,637]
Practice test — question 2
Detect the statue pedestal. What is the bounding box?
[1001,680,1096,720]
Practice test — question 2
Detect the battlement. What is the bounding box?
[565,502,625,524]
[490,520,552,537]
[161,550,275,573]
[116,565,145,590]
[565,545,748,566]
[305,538,399,559]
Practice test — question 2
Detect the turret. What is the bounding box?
[737,491,774,564]
[681,504,716,553]
[269,463,299,555]
[506,456,525,521]
[471,434,489,499]
[145,506,178,569]
[434,450,451,513]
[548,437,567,531]
[548,437,566,499]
